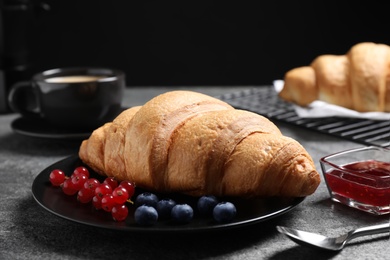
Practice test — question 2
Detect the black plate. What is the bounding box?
[11,117,92,141]
[32,155,305,233]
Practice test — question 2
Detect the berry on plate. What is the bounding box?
[171,204,194,224]
[156,198,177,219]
[213,202,237,223]
[112,204,128,222]
[197,195,219,216]
[112,186,129,205]
[72,166,90,179]
[134,205,158,226]
[135,192,159,207]
[49,169,66,186]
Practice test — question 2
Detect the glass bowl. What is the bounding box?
[320,146,390,215]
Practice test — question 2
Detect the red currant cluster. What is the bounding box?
[49,166,135,221]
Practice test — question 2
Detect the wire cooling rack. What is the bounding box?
[216,86,390,147]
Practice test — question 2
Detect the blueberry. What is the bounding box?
[197,195,219,216]
[135,192,159,207]
[156,198,177,219]
[212,202,236,223]
[134,205,158,226]
[171,204,194,224]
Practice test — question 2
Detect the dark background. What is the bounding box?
[3,1,390,87]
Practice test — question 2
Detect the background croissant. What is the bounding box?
[279,42,390,112]
[79,91,320,198]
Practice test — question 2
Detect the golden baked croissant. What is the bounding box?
[279,42,390,112]
[79,90,320,198]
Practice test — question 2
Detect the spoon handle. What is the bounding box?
[349,222,390,240]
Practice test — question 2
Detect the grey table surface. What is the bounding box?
[0,86,389,260]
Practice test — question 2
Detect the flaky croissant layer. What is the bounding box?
[79,90,320,198]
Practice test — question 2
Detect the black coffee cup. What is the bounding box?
[8,67,125,130]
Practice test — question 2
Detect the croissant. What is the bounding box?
[279,42,390,112]
[79,90,320,198]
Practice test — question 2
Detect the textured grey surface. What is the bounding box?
[0,86,389,260]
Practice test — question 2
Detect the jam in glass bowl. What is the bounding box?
[320,146,390,215]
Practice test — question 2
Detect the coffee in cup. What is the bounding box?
[44,75,107,83]
[8,67,125,130]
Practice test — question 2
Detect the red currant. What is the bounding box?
[61,178,78,195]
[95,183,113,198]
[101,194,116,212]
[119,180,135,198]
[103,177,118,190]
[77,187,94,203]
[83,178,100,190]
[73,166,90,178]
[111,204,128,222]
[112,186,129,205]
[92,195,102,209]
[49,169,66,186]
[71,174,88,191]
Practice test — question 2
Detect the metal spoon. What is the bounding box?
[276,222,390,251]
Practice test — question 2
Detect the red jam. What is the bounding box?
[325,160,390,206]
